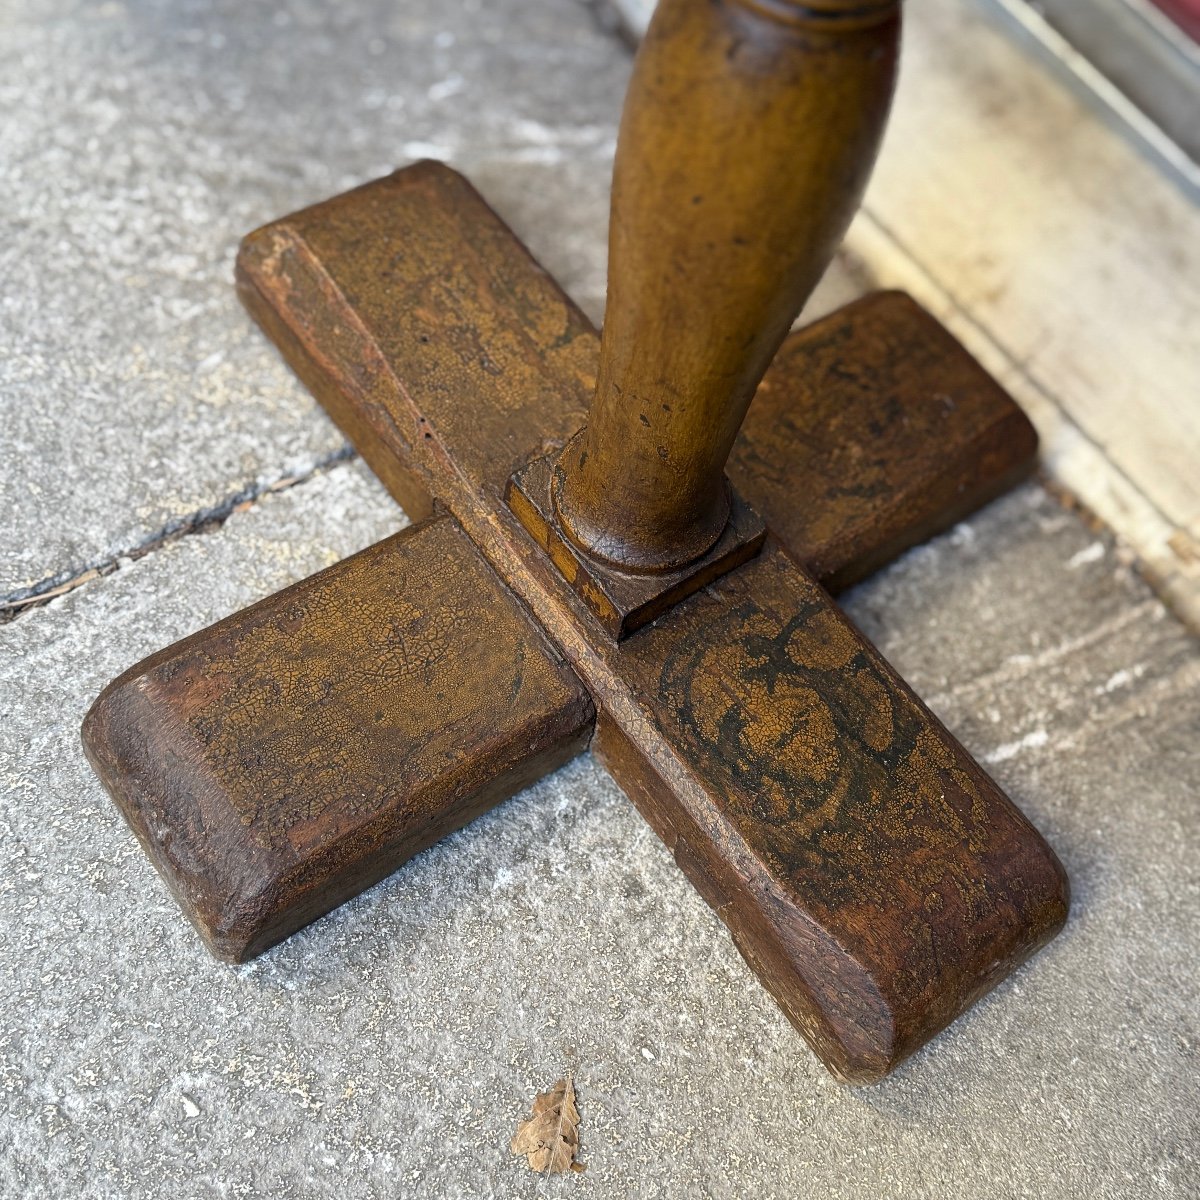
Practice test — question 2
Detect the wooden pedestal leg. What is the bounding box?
[552,0,899,576]
[83,0,1065,1084]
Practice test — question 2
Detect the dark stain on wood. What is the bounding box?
[732,291,1037,591]
[601,542,1067,1081]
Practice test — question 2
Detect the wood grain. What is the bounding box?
[241,163,1035,600]
[732,289,1036,591]
[552,0,900,573]
[82,517,594,962]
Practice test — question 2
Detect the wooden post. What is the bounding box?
[553,0,901,573]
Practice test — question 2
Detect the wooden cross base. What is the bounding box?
[83,163,1066,1083]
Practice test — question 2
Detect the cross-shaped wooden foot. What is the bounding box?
[83,0,1067,1084]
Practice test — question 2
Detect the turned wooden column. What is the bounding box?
[552,0,901,573]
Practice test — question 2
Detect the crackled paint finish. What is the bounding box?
[218,160,1065,1080]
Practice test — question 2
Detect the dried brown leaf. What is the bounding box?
[511,1075,585,1175]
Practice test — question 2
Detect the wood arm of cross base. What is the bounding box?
[82,516,593,962]
[595,541,1067,1081]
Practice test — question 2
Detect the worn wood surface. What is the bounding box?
[82,516,594,961]
[732,289,1037,591]
[242,164,1037,600]
[597,540,1066,1080]
[551,0,900,574]
[229,160,1067,1079]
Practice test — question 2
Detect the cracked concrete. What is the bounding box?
[2,0,1198,1196]
[0,0,626,601]
[0,446,356,622]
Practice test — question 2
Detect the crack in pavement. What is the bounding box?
[0,445,357,625]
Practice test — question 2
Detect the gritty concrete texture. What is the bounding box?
[0,0,627,600]
[1,454,1198,1199]
[3,0,1198,1195]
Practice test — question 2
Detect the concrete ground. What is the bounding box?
[1,0,1197,1197]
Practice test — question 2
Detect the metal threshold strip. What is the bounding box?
[979,0,1200,202]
